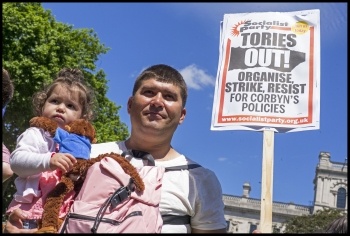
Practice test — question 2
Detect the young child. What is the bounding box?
[6,68,95,228]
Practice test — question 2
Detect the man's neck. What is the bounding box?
[124,138,177,161]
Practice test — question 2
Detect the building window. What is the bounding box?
[337,187,346,208]
[249,224,257,233]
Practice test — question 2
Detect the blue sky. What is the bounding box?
[42,3,347,206]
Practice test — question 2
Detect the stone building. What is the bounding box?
[223,151,348,233]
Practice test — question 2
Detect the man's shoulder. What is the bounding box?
[91,141,120,147]
[182,156,219,178]
[165,155,209,172]
[90,141,123,158]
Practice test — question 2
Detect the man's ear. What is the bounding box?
[179,107,186,125]
[127,96,134,114]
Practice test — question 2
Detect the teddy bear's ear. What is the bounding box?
[29,117,40,127]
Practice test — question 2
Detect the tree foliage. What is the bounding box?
[2,2,129,218]
[282,208,345,233]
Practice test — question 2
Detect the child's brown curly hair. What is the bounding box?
[32,68,96,121]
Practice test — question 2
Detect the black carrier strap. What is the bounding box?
[60,151,201,233]
[121,149,155,166]
[121,150,202,226]
[164,163,201,171]
[162,214,191,225]
[60,178,136,234]
[91,178,135,233]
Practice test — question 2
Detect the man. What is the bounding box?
[4,64,227,233]
[90,64,227,233]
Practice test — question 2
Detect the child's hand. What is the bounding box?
[3,208,38,233]
[50,153,77,173]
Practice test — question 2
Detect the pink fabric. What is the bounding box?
[2,143,11,163]
[7,169,74,219]
[60,157,164,233]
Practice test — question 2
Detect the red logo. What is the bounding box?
[231,20,249,37]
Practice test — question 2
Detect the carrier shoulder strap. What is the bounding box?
[121,149,155,166]
[162,162,201,225]
[164,163,201,171]
[121,150,202,172]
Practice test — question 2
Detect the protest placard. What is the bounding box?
[211,9,320,133]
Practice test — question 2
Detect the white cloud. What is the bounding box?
[180,64,215,90]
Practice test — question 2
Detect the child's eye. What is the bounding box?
[67,104,76,110]
[50,99,59,104]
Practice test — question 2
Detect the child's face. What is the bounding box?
[41,84,83,128]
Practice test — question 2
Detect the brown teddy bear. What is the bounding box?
[28,117,144,234]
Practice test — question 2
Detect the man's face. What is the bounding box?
[127,78,186,135]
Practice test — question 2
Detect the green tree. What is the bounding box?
[2,2,129,219]
[282,208,345,233]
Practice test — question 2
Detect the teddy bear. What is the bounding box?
[28,117,145,234]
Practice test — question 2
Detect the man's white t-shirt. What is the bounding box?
[90,141,227,233]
